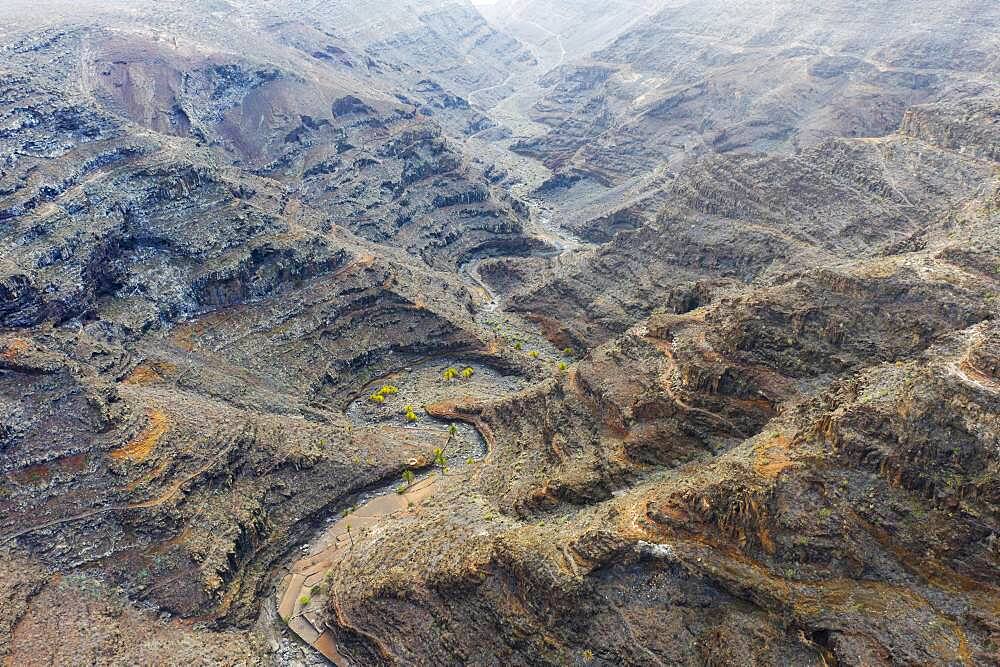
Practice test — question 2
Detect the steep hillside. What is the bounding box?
[506,99,1000,350]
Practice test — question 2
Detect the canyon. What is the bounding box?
[0,1,997,665]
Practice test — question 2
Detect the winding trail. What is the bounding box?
[949,361,1000,394]
[645,335,751,440]
[466,1,566,109]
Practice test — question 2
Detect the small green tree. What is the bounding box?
[433,447,447,474]
[403,469,415,487]
[405,408,418,423]
[529,350,539,359]
[558,361,568,372]
[299,594,311,606]
[369,392,385,404]
[563,347,574,357]
[513,342,522,350]
[442,367,459,381]
[461,367,474,379]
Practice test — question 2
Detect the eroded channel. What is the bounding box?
[264,354,530,665]
[264,188,584,664]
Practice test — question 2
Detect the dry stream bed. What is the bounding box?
[263,194,585,664]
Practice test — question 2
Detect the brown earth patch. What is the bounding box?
[110,410,169,463]
[122,361,178,385]
[753,433,795,479]
[1,338,30,361]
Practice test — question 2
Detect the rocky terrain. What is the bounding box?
[317,101,1000,666]
[509,0,1000,182]
[0,1,997,665]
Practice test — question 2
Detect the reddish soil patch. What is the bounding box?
[110,410,169,463]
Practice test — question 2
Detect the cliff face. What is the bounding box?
[1,1,998,666]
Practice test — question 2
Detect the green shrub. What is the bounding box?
[433,447,447,473]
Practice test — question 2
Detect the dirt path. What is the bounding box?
[645,333,750,439]
[274,475,440,665]
[948,359,999,395]
[126,445,235,509]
